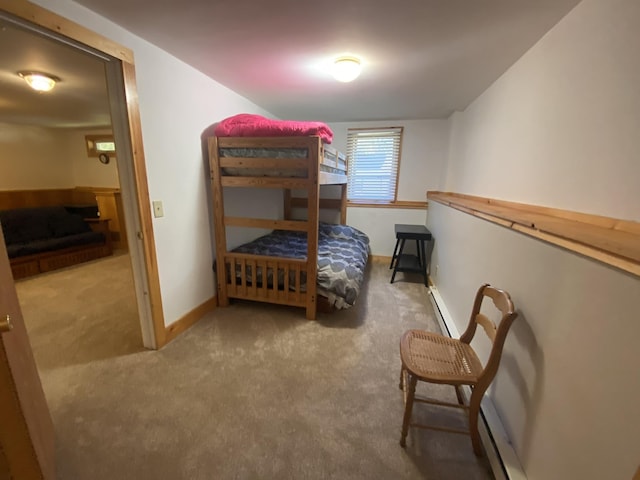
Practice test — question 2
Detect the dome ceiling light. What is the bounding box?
[17,71,60,92]
[332,56,362,83]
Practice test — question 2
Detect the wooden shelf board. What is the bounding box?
[427,191,640,277]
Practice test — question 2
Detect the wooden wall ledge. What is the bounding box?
[427,191,640,277]
[347,200,427,209]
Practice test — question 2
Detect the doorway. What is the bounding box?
[0,18,143,363]
[0,3,165,348]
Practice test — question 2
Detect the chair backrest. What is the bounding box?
[459,284,518,388]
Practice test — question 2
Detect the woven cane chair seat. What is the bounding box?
[400,329,483,385]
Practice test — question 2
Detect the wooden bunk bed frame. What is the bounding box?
[208,135,348,320]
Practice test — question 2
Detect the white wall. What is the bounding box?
[431,0,640,478]
[328,119,449,255]
[346,207,427,257]
[0,123,73,189]
[443,0,640,221]
[33,0,275,325]
[67,128,120,188]
[0,124,120,191]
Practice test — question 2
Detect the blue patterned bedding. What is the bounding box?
[231,223,369,309]
[219,147,345,177]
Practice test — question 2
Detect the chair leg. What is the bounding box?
[455,385,465,405]
[400,374,417,447]
[468,390,483,456]
[399,366,405,390]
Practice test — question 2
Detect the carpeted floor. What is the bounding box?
[15,253,493,480]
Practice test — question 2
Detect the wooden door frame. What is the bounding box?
[0,0,168,348]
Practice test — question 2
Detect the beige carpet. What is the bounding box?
[15,253,493,480]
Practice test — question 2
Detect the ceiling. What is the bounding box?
[0,0,581,127]
[0,18,111,129]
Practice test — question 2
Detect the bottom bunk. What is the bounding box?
[217,223,369,314]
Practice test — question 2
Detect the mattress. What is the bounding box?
[229,223,369,309]
[219,145,347,177]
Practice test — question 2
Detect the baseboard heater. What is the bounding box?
[428,285,527,480]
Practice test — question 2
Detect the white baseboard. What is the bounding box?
[428,285,527,480]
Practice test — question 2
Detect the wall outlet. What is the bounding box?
[435,265,439,276]
[152,200,164,218]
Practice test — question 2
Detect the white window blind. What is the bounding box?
[346,127,403,202]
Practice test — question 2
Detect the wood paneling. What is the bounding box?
[9,218,112,280]
[92,189,128,250]
[0,188,128,251]
[0,189,95,210]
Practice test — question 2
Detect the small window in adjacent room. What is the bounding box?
[85,134,116,157]
[346,127,403,203]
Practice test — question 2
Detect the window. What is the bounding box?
[85,134,116,157]
[346,127,403,203]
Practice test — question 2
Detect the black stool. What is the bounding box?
[390,224,432,286]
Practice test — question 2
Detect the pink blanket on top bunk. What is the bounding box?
[214,114,334,144]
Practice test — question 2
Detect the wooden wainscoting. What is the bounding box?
[86,188,128,250]
[0,188,128,251]
[0,188,96,210]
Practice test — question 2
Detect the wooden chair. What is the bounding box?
[399,283,518,455]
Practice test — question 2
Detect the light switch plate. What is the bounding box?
[152,200,164,218]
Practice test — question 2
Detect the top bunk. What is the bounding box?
[209,114,348,187]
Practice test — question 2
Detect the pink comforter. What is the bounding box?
[214,114,333,144]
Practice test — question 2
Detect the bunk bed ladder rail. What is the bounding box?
[223,253,307,307]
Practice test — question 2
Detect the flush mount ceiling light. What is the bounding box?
[17,71,60,92]
[332,56,361,83]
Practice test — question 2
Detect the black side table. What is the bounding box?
[390,224,432,286]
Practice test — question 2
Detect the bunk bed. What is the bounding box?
[208,114,369,320]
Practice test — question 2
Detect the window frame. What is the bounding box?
[346,126,404,206]
[85,134,116,157]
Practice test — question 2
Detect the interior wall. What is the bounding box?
[32,0,275,325]
[430,0,640,478]
[428,203,640,480]
[0,124,119,192]
[328,119,449,256]
[0,123,73,189]
[67,127,120,188]
[346,208,426,258]
[443,0,640,221]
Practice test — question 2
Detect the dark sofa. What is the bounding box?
[0,206,112,279]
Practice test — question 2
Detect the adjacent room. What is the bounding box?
[1,1,639,479]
